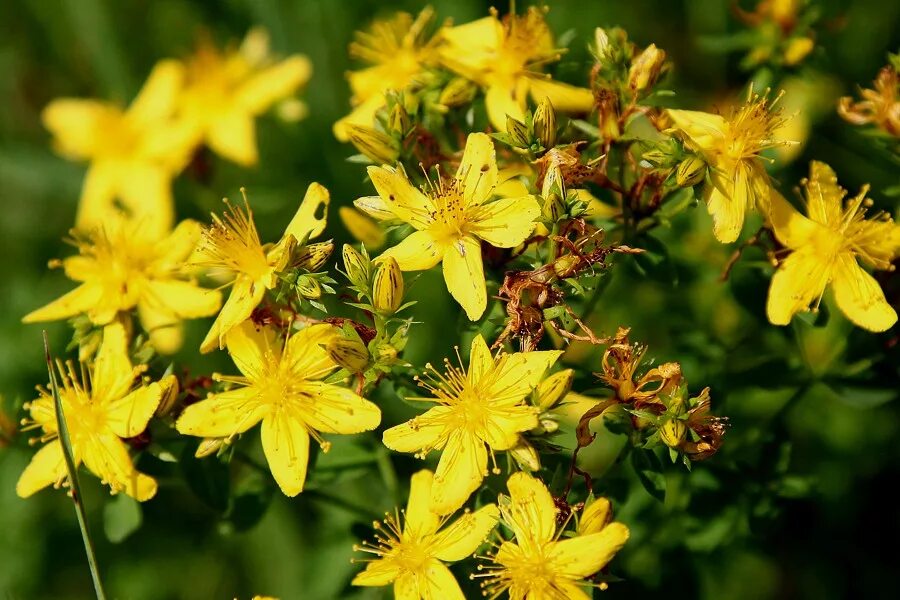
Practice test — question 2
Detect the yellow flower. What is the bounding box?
[352,469,499,599]
[358,133,540,320]
[477,472,629,599]
[176,321,381,496]
[766,161,900,332]
[440,7,594,131]
[17,323,163,501]
[334,8,443,141]
[22,218,221,355]
[667,90,791,243]
[178,28,312,166]
[194,183,329,353]
[43,61,195,238]
[383,334,561,514]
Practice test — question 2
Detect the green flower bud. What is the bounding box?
[675,156,707,187]
[373,343,399,364]
[295,275,322,299]
[195,437,227,458]
[628,43,666,93]
[439,77,478,108]
[537,369,574,410]
[388,102,411,136]
[659,418,687,448]
[509,438,541,472]
[533,97,557,149]
[342,244,370,289]
[506,115,531,147]
[372,257,404,314]
[346,124,399,164]
[294,240,334,271]
[326,337,370,373]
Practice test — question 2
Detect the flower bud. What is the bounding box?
[294,240,334,271]
[156,374,180,417]
[388,102,412,136]
[439,77,478,108]
[295,275,322,299]
[578,497,612,535]
[372,256,404,314]
[373,342,399,364]
[597,90,621,141]
[506,115,531,147]
[593,27,610,60]
[346,124,399,164]
[659,418,687,448]
[509,438,541,472]
[628,43,666,93]
[195,437,227,458]
[675,156,707,187]
[326,337,370,373]
[342,244,370,289]
[533,97,557,149]
[784,37,814,66]
[537,369,574,411]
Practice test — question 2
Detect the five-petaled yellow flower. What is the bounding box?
[440,7,594,131]
[23,217,222,355]
[178,28,312,166]
[17,323,166,501]
[767,161,900,331]
[667,89,791,243]
[43,61,195,238]
[176,321,381,496]
[352,469,499,599]
[334,8,443,141]
[477,472,630,600]
[357,133,540,320]
[194,183,329,353]
[382,334,561,515]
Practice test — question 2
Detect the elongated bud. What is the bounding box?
[659,418,687,448]
[578,497,612,535]
[675,156,707,187]
[506,115,531,147]
[509,438,541,471]
[533,98,557,149]
[295,275,322,299]
[629,44,666,93]
[439,77,478,108]
[294,240,334,271]
[326,337,370,373]
[784,37,814,66]
[542,161,566,200]
[372,256,404,314]
[594,27,610,60]
[156,374,180,417]
[339,207,385,249]
[342,244,370,289]
[388,102,411,136]
[597,90,620,141]
[346,124,399,164]
[373,342,399,364]
[536,369,574,411]
[195,437,226,458]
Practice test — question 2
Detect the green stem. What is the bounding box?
[306,488,381,521]
[43,332,107,600]
[375,444,400,504]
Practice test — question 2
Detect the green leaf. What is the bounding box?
[631,449,666,502]
[180,444,231,511]
[103,494,143,544]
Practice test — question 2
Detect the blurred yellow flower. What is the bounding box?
[477,472,629,599]
[178,28,312,166]
[194,183,329,353]
[352,469,499,599]
[767,161,900,332]
[667,90,792,243]
[334,8,443,141]
[176,322,381,496]
[440,7,594,131]
[339,206,386,249]
[17,323,163,501]
[358,133,539,320]
[43,60,195,238]
[382,334,560,514]
[22,218,221,355]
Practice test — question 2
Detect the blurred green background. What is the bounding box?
[1,1,899,598]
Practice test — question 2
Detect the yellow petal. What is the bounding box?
[142,280,222,319]
[80,431,156,501]
[354,195,396,221]
[405,469,440,537]
[283,323,339,380]
[467,334,494,385]
[237,55,312,115]
[666,109,727,151]
[137,304,184,355]
[831,253,897,332]
[393,573,419,600]
[505,471,557,544]
[767,189,820,249]
[114,162,176,240]
[366,166,434,229]
[207,109,258,166]
[806,161,844,228]
[105,384,162,438]
[284,182,330,243]
[381,230,446,271]
[91,322,136,404]
[224,320,280,380]
[42,99,119,160]
[440,17,502,79]
[485,83,525,132]
[16,441,66,498]
[471,195,540,248]
[128,59,185,126]
[484,350,563,405]
[704,171,745,244]
[76,162,119,231]
[577,497,612,535]
[176,387,266,438]
[550,522,630,577]
[483,406,538,451]
[261,412,311,496]
[333,94,385,142]
[766,246,832,326]
[294,381,381,434]
[22,283,102,324]
[433,503,499,561]
[200,277,266,353]
[528,78,594,113]
[421,559,465,600]
[457,132,499,207]
[442,236,486,321]
[351,558,401,587]
[160,219,204,264]
[430,431,487,515]
[339,206,386,249]
[382,406,451,453]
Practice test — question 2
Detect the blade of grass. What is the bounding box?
[43,331,107,600]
